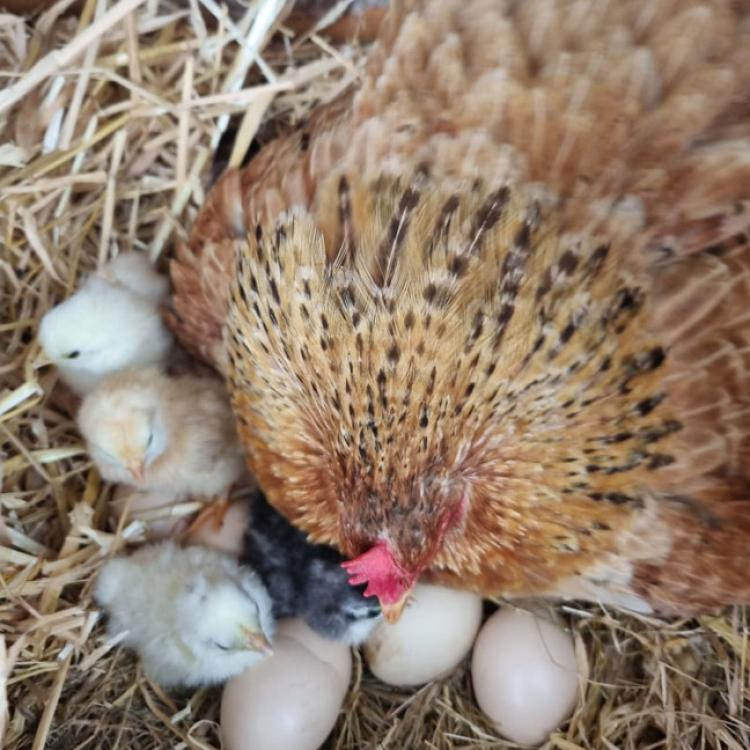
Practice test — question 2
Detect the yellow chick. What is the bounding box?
[38,252,172,394]
[94,541,274,687]
[76,367,245,500]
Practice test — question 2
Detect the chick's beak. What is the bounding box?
[381,591,411,624]
[242,626,273,655]
[32,347,52,368]
[127,460,145,481]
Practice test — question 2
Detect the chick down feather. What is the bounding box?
[94,541,275,687]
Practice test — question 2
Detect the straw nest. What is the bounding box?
[1,1,749,748]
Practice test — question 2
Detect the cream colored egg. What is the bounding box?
[110,486,184,539]
[471,608,579,746]
[221,633,348,750]
[277,618,352,687]
[184,500,249,556]
[365,583,482,687]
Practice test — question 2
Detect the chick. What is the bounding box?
[76,367,245,500]
[94,541,274,687]
[242,490,381,645]
[38,252,171,394]
[100,251,169,304]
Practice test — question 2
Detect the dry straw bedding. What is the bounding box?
[0,1,748,748]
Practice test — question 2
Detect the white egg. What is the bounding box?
[184,500,249,556]
[221,620,350,750]
[110,486,185,540]
[277,618,352,687]
[471,608,579,746]
[364,583,482,687]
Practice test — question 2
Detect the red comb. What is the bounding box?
[341,541,410,604]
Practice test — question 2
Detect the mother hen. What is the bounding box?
[169,0,750,621]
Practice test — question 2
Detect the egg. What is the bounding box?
[110,486,186,540]
[364,583,482,687]
[183,500,249,556]
[221,618,351,750]
[276,618,352,687]
[471,608,579,746]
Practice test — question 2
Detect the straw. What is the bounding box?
[0,2,748,748]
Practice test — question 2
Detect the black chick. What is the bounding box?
[242,490,382,645]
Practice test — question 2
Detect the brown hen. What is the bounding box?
[169,0,750,621]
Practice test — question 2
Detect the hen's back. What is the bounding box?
[170,0,750,369]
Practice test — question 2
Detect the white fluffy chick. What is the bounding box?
[38,252,172,394]
[100,251,169,304]
[76,367,245,497]
[94,541,275,687]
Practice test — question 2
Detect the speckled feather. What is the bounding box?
[171,0,750,615]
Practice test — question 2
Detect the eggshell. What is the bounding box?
[277,618,352,687]
[221,633,348,750]
[471,608,579,746]
[110,486,184,539]
[364,583,483,687]
[184,500,249,556]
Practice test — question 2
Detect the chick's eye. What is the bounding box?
[212,641,231,651]
[66,350,81,359]
[146,432,153,447]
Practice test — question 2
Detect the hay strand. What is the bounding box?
[0,0,149,114]
[0,1,748,749]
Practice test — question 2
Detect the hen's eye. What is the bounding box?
[66,350,81,359]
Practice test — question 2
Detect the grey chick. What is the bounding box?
[94,541,274,687]
[242,490,381,645]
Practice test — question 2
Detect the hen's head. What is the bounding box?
[340,483,468,621]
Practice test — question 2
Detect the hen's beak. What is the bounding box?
[381,591,410,624]
[242,626,273,655]
[127,460,145,482]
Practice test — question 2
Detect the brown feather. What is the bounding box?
[173,0,750,615]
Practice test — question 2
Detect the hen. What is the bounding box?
[169,0,750,620]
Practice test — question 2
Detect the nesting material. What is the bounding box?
[110,484,193,540]
[1,1,749,749]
